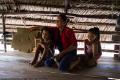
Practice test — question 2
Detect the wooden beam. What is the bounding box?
[74,30,120,34]
[73,28,120,34]
[2,16,51,22]
[0,24,118,35]
[0,10,118,19]
[64,0,70,14]
[73,0,120,6]
[72,5,120,11]
[0,24,51,28]
[0,23,115,28]
[0,1,120,14]
[71,22,115,26]
[0,2,65,8]
[0,10,60,14]
[0,23,41,27]
[77,48,118,53]
[2,14,7,52]
[0,1,120,10]
[77,40,120,44]
[0,16,116,27]
[67,13,118,19]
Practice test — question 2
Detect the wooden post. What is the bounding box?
[2,13,7,52]
[64,0,69,14]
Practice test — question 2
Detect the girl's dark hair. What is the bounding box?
[40,27,52,39]
[88,27,100,40]
[41,27,54,48]
[58,14,70,25]
[41,27,50,34]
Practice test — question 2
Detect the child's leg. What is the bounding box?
[34,48,49,67]
[87,58,97,67]
[31,45,43,65]
[69,56,80,71]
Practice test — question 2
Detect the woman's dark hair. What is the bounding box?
[58,14,70,25]
[88,27,100,40]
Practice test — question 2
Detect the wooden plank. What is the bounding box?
[0,24,41,27]
[73,29,120,34]
[74,31,120,34]
[77,40,120,44]
[77,48,118,53]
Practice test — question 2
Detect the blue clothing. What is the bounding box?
[59,52,76,71]
[45,51,76,71]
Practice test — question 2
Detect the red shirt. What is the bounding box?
[58,27,77,49]
[48,27,77,50]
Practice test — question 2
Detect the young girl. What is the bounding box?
[70,27,102,70]
[84,27,102,67]
[30,27,54,67]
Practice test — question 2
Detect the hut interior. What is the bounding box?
[0,0,120,80]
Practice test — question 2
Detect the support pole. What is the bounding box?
[64,0,69,14]
[2,13,7,52]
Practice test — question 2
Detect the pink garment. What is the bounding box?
[84,39,102,60]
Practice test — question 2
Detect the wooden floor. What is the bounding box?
[0,51,120,80]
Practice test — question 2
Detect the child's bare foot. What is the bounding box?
[30,61,37,65]
[34,61,44,68]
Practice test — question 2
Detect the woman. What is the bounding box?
[45,14,77,72]
[30,27,54,67]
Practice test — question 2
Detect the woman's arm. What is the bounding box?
[55,44,77,61]
[59,44,77,57]
[55,28,77,60]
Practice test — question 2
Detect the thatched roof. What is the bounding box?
[0,0,120,42]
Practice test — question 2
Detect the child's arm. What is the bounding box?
[40,47,49,61]
[38,42,49,62]
[84,39,88,55]
[92,42,99,59]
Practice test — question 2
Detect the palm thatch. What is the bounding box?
[0,0,120,42]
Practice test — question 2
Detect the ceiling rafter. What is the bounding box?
[0,16,116,27]
[0,10,118,20]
